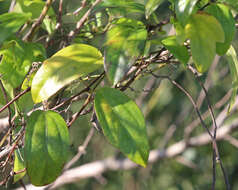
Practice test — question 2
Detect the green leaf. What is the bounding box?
[14,148,26,183]
[14,0,55,19]
[217,0,238,12]
[175,0,198,26]
[226,46,238,112]
[13,0,56,34]
[94,87,149,167]
[0,12,31,44]
[24,110,70,186]
[0,40,46,89]
[185,13,224,72]
[205,4,236,55]
[105,18,147,85]
[101,0,145,16]
[161,35,190,65]
[145,0,164,19]
[31,44,103,103]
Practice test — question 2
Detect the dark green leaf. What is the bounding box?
[31,44,103,103]
[145,0,165,19]
[94,87,149,167]
[25,110,70,186]
[175,0,198,26]
[105,18,147,85]
[185,13,224,72]
[161,35,190,65]
[205,4,235,55]
[0,12,31,44]
[0,40,46,89]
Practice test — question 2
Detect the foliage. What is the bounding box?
[0,0,237,189]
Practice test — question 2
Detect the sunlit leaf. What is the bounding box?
[161,35,190,65]
[226,46,238,112]
[185,13,224,72]
[105,18,147,85]
[31,44,103,103]
[101,0,145,16]
[24,110,70,186]
[13,0,56,34]
[0,12,31,44]
[217,0,238,12]
[205,3,235,55]
[145,0,164,19]
[13,0,55,19]
[14,148,26,183]
[0,40,46,89]
[94,87,149,167]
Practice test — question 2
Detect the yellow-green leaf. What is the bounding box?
[226,46,238,112]
[31,44,103,103]
[161,35,190,65]
[105,18,147,85]
[13,148,26,183]
[94,87,149,167]
[205,4,236,55]
[0,12,31,44]
[0,40,46,89]
[185,13,224,72]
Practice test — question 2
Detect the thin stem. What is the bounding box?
[23,0,53,41]
[68,0,102,42]
[0,87,30,114]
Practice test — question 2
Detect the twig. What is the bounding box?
[192,67,230,190]
[224,135,238,148]
[52,72,105,111]
[0,87,30,114]
[73,0,87,15]
[68,0,102,42]
[67,94,92,128]
[55,0,63,30]
[16,118,238,190]
[0,80,12,129]
[64,127,95,170]
[150,73,214,139]
[23,0,53,42]
[184,90,232,140]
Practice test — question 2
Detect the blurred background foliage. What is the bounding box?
[0,0,238,189]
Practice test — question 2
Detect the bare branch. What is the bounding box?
[23,0,53,42]
[16,118,238,190]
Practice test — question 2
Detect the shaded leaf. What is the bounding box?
[0,12,31,44]
[145,0,164,19]
[25,110,70,186]
[105,18,147,85]
[185,13,224,72]
[205,3,235,55]
[161,35,190,65]
[175,0,198,26]
[226,46,238,112]
[31,44,103,103]
[14,148,26,183]
[94,87,149,167]
[0,40,46,89]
